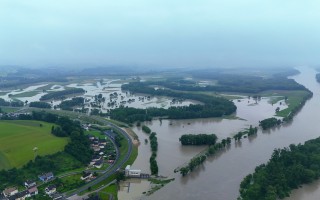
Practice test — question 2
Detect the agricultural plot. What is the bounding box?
[0,120,69,170]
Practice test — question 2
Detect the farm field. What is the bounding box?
[0,120,69,170]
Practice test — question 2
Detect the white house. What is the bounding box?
[45,185,56,195]
[81,172,93,180]
[3,187,18,197]
[125,165,141,177]
[24,180,36,188]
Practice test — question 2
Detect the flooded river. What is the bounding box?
[125,67,320,200]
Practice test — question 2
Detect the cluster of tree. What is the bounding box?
[64,131,93,164]
[259,117,282,130]
[59,97,84,111]
[179,134,217,145]
[40,88,85,101]
[51,126,67,137]
[29,101,52,109]
[239,137,320,200]
[282,91,313,122]
[142,125,151,134]
[0,98,23,107]
[33,111,93,164]
[179,155,207,176]
[233,126,258,141]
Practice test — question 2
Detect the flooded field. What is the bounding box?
[0,79,196,112]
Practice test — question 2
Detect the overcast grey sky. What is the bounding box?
[0,0,319,68]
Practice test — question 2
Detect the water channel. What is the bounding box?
[122,67,320,200]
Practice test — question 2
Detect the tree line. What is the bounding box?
[29,101,52,108]
[179,134,217,145]
[239,137,320,200]
[178,126,258,176]
[141,125,159,175]
[149,132,159,175]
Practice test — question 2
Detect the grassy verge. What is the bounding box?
[123,144,138,167]
[98,184,118,200]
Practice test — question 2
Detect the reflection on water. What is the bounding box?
[118,179,150,200]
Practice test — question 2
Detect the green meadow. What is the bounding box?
[0,120,69,170]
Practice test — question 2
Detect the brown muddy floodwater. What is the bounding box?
[126,67,320,200]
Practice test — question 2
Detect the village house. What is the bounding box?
[24,180,36,188]
[8,190,28,200]
[3,187,18,197]
[92,146,100,152]
[92,155,101,162]
[93,160,103,168]
[38,172,54,182]
[45,185,56,195]
[28,187,38,196]
[81,172,93,180]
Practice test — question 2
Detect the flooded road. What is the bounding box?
[128,67,320,200]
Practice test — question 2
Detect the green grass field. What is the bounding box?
[260,90,310,118]
[0,120,69,170]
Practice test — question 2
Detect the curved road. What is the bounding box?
[66,115,133,197]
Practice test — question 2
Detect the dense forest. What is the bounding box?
[40,88,85,101]
[239,137,320,200]
[0,111,93,190]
